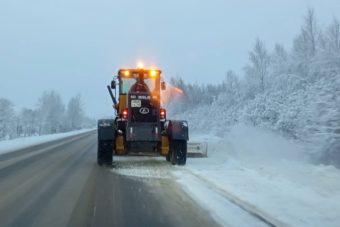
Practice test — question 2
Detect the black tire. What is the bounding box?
[166,153,171,162]
[170,148,177,165]
[97,140,113,166]
[170,140,187,165]
[97,145,104,166]
[176,140,187,165]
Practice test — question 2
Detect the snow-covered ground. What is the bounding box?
[0,129,94,155]
[2,125,339,226]
[113,125,340,227]
[178,125,340,227]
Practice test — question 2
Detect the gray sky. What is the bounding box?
[1,0,339,118]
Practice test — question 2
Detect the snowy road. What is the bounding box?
[0,131,217,227]
[0,131,279,227]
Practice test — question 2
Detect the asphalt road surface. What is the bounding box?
[0,131,220,227]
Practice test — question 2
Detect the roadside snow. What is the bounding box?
[0,129,94,155]
[181,124,340,227]
[173,169,270,227]
[107,124,340,226]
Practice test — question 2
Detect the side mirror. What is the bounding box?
[161,81,166,90]
[111,80,116,89]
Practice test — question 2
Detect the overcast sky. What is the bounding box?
[1,0,340,118]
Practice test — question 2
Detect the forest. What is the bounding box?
[0,91,95,140]
[167,9,340,166]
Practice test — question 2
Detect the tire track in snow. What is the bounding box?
[110,156,283,226]
[178,168,288,227]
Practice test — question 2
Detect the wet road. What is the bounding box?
[0,132,219,227]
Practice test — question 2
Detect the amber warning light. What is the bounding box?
[123,70,130,76]
[160,108,166,119]
[122,108,128,119]
[150,70,158,77]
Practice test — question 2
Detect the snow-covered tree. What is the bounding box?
[270,44,290,76]
[224,70,241,100]
[244,39,270,93]
[321,19,340,73]
[292,9,321,79]
[303,9,319,57]
[66,95,84,130]
[0,98,16,140]
[326,19,340,53]
[19,108,38,137]
[37,91,65,135]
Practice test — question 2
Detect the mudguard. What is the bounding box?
[98,119,115,141]
[164,120,189,140]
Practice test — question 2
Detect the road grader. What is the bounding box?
[97,67,206,166]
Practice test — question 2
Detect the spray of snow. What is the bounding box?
[221,124,307,163]
[161,83,184,106]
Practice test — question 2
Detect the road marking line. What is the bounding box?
[93,206,97,217]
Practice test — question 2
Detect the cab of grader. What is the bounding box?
[97,68,189,166]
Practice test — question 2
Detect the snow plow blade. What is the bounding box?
[187,142,208,158]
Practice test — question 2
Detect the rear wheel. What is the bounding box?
[170,140,187,165]
[166,153,171,162]
[97,145,104,166]
[176,140,187,165]
[170,148,176,165]
[97,140,113,166]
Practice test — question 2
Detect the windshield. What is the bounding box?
[120,78,135,94]
[119,74,159,94]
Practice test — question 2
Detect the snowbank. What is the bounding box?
[109,125,340,226]
[0,129,94,155]
[182,124,340,226]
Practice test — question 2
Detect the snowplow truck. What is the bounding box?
[97,68,189,166]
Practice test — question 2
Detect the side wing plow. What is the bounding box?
[187,142,208,158]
